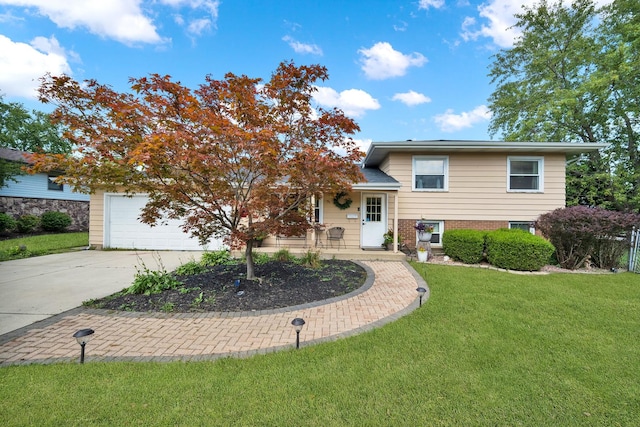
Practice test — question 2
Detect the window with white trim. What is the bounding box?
[416,220,444,245]
[509,221,535,234]
[508,156,543,192]
[47,175,63,191]
[413,156,448,191]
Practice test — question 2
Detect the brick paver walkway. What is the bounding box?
[0,261,425,365]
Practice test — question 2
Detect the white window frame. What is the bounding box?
[507,156,543,192]
[415,220,444,246]
[47,175,63,191]
[509,221,535,234]
[413,156,449,191]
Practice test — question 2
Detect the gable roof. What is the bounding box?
[0,147,29,163]
[363,140,607,167]
[353,166,400,190]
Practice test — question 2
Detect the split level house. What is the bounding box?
[88,140,605,252]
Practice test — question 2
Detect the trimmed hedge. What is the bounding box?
[40,211,72,232]
[16,214,40,233]
[486,228,555,271]
[442,229,485,264]
[0,212,16,233]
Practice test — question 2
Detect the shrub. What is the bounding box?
[299,250,322,268]
[272,248,295,262]
[0,213,16,233]
[174,260,208,276]
[485,228,554,271]
[126,259,182,295]
[442,229,485,264]
[16,214,40,233]
[40,211,72,232]
[200,250,235,266]
[537,206,640,269]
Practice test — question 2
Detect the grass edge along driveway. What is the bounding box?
[1,263,639,426]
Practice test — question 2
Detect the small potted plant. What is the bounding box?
[382,229,401,250]
[417,245,428,262]
[414,221,434,242]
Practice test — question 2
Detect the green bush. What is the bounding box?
[40,211,72,232]
[200,250,235,266]
[0,213,16,233]
[272,248,295,262]
[299,250,322,268]
[442,229,486,264]
[126,261,182,295]
[174,260,208,276]
[16,214,40,233]
[486,228,555,271]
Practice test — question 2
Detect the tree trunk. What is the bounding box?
[245,240,256,280]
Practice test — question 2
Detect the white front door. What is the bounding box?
[361,193,386,248]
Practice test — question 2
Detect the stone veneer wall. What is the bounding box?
[0,197,89,231]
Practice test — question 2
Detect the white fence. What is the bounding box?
[630,227,640,273]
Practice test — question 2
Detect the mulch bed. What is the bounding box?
[89,259,367,313]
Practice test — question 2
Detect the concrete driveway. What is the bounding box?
[0,250,202,336]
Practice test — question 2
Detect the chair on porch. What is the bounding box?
[326,226,346,249]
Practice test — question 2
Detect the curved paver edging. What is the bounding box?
[0,261,428,366]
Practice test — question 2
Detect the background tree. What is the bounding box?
[0,97,71,187]
[30,62,364,279]
[488,0,640,211]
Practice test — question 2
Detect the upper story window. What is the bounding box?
[47,175,63,191]
[508,156,543,192]
[413,156,448,191]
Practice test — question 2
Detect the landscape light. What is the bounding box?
[416,287,427,307]
[291,318,305,349]
[72,328,95,364]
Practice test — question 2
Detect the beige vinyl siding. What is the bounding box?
[320,192,361,248]
[89,190,104,248]
[386,152,565,221]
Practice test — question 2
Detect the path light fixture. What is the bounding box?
[291,318,305,349]
[416,287,427,307]
[73,328,94,364]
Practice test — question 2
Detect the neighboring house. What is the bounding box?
[88,140,604,251]
[0,147,90,230]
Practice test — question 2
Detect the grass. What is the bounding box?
[1,264,639,425]
[0,232,89,261]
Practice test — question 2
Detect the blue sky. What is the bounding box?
[0,0,612,152]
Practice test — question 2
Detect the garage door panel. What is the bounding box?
[106,195,224,251]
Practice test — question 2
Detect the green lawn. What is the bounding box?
[1,264,639,426]
[0,232,89,261]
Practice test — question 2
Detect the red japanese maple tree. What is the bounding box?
[30,62,364,279]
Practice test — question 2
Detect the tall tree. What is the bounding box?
[0,97,71,187]
[488,0,640,211]
[30,62,364,279]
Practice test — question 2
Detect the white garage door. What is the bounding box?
[105,194,225,251]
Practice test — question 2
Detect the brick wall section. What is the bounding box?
[0,196,89,231]
[398,219,509,247]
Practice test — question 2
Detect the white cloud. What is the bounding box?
[462,0,615,48]
[0,34,72,99]
[358,42,427,80]
[0,0,163,44]
[418,0,445,9]
[165,0,220,36]
[187,18,212,36]
[313,86,380,118]
[392,90,431,106]
[282,36,323,55]
[433,105,492,132]
[352,138,372,154]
